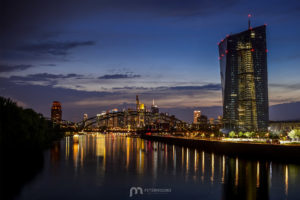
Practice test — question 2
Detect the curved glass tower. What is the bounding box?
[218,25,268,132]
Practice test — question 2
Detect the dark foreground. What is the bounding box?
[6,134,300,200]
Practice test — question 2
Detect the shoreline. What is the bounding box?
[141,135,300,163]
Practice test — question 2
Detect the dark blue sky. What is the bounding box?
[1,0,300,122]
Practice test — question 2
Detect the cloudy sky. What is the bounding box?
[1,0,300,122]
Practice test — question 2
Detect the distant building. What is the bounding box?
[217,115,223,125]
[83,113,88,121]
[209,118,215,125]
[51,101,62,123]
[198,115,208,125]
[151,99,159,114]
[218,23,268,132]
[193,110,201,124]
[136,95,140,111]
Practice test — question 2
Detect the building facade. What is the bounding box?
[51,101,62,123]
[218,25,268,132]
[193,110,201,124]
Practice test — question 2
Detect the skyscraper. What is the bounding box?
[218,24,268,132]
[51,101,62,123]
[193,110,201,124]
[151,99,159,114]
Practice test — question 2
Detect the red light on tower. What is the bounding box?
[248,14,252,29]
[265,49,268,53]
[250,48,254,52]
[221,54,224,57]
[225,50,228,54]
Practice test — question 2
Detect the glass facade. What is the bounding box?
[219,25,268,132]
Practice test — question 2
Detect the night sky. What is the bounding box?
[1,0,300,122]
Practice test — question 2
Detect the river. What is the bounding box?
[15,134,300,199]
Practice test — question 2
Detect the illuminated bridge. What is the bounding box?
[75,111,188,132]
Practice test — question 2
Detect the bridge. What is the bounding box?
[74,110,188,132]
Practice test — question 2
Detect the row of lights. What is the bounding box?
[218,48,268,60]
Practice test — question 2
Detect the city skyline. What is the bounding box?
[1,0,300,122]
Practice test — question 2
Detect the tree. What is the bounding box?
[229,131,236,138]
[238,131,243,138]
[295,129,300,139]
[244,132,251,138]
[288,130,296,140]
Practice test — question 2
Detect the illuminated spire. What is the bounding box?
[136,95,139,111]
[248,14,252,29]
[152,98,155,106]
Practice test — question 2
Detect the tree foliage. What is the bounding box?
[288,129,300,140]
[0,96,63,150]
[229,131,236,138]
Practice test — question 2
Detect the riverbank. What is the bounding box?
[141,135,300,163]
[0,97,64,200]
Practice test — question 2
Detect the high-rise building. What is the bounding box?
[218,23,268,132]
[151,99,159,114]
[136,95,140,111]
[193,110,201,124]
[51,101,62,123]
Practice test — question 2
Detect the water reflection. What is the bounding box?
[285,165,288,195]
[15,134,300,200]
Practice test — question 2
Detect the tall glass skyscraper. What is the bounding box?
[218,25,268,132]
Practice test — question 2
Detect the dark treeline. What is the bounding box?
[0,96,63,200]
[0,96,63,150]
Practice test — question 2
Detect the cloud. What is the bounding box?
[9,73,84,86]
[269,83,300,90]
[40,64,56,67]
[0,64,34,73]
[168,84,221,91]
[19,41,96,56]
[98,73,141,79]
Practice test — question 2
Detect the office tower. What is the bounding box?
[51,101,62,123]
[193,110,201,124]
[218,23,268,132]
[151,99,159,114]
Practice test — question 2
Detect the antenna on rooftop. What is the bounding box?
[248,14,252,29]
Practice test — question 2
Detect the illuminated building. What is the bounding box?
[136,95,140,111]
[83,113,88,121]
[218,22,268,132]
[139,103,145,111]
[217,115,223,126]
[51,101,62,123]
[193,110,201,124]
[151,99,159,114]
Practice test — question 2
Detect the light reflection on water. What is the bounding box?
[16,134,300,200]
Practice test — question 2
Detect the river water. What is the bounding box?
[15,134,300,200]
